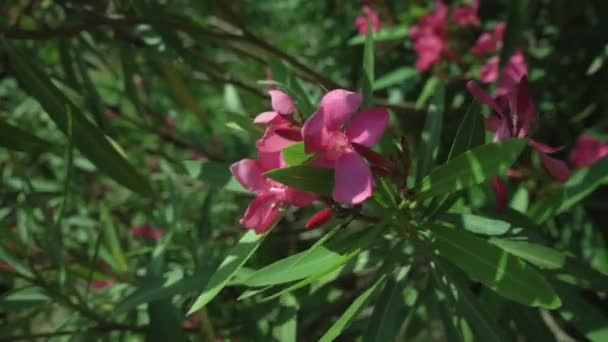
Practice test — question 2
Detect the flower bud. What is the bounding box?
[305,208,333,229]
[351,143,389,167]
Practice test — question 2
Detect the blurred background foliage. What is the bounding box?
[1,0,608,341]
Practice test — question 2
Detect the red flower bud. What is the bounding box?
[351,143,389,167]
[305,208,333,229]
[274,128,303,141]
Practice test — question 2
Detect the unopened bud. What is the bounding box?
[351,143,389,167]
[274,128,303,141]
[305,208,333,229]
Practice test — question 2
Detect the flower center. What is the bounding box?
[326,132,350,161]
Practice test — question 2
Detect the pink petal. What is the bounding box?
[320,89,363,130]
[452,1,480,27]
[333,152,373,205]
[302,109,330,154]
[240,192,283,233]
[485,115,502,132]
[285,188,317,207]
[492,176,507,214]
[479,56,499,83]
[471,33,496,56]
[413,35,444,71]
[254,111,279,125]
[91,279,115,289]
[540,153,570,183]
[269,90,295,115]
[466,81,504,115]
[257,128,295,154]
[230,159,269,192]
[345,107,389,147]
[529,140,564,154]
[493,22,506,41]
[569,135,601,168]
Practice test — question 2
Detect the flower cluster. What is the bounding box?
[231,90,388,233]
[355,3,381,35]
[468,77,570,211]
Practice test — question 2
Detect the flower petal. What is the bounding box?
[466,81,504,115]
[333,152,373,205]
[254,111,280,125]
[240,192,282,233]
[257,128,295,153]
[320,89,363,130]
[529,140,564,154]
[302,109,330,153]
[269,90,295,115]
[230,159,269,192]
[285,188,317,207]
[539,153,570,183]
[345,107,389,147]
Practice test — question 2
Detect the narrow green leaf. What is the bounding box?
[0,287,49,312]
[415,76,439,109]
[320,275,387,342]
[0,243,32,278]
[489,238,566,270]
[282,142,315,166]
[2,40,153,196]
[188,230,267,313]
[146,300,187,342]
[373,67,418,91]
[430,225,561,309]
[447,102,484,161]
[272,294,299,342]
[439,213,512,236]
[265,165,334,196]
[499,0,529,69]
[416,82,445,185]
[348,26,408,45]
[0,120,52,153]
[100,209,128,273]
[416,139,528,200]
[554,283,608,341]
[362,20,375,109]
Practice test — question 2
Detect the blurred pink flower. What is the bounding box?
[90,279,115,289]
[471,22,505,56]
[569,135,608,168]
[409,0,448,71]
[131,224,164,241]
[468,77,570,183]
[452,0,480,26]
[355,5,381,35]
[183,314,201,329]
[254,90,295,127]
[301,89,389,204]
[231,130,316,233]
[479,50,528,96]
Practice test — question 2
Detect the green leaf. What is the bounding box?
[530,157,608,223]
[0,119,52,153]
[188,230,267,313]
[362,20,375,109]
[182,160,231,187]
[0,243,32,278]
[373,67,418,91]
[438,213,512,236]
[282,142,315,166]
[416,139,528,200]
[489,238,566,270]
[265,165,334,196]
[100,209,128,273]
[554,283,608,341]
[2,40,153,196]
[416,82,445,185]
[447,102,484,161]
[146,299,187,342]
[320,275,387,342]
[499,0,529,69]
[0,287,49,312]
[272,294,299,342]
[430,225,561,309]
[348,26,409,45]
[415,76,440,109]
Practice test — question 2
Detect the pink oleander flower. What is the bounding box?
[569,135,608,168]
[468,77,570,183]
[90,278,115,289]
[254,90,295,127]
[131,223,164,241]
[452,0,480,26]
[355,5,381,35]
[479,50,528,96]
[471,22,505,56]
[301,89,389,205]
[231,130,316,233]
[409,0,449,71]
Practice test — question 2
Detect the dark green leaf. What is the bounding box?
[282,142,315,166]
[265,165,334,196]
[362,20,375,109]
[489,238,566,270]
[499,0,529,69]
[0,120,52,153]
[416,82,445,185]
[447,102,484,161]
[373,67,418,91]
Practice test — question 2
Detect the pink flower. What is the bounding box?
[90,279,115,289]
[301,89,389,205]
[452,0,480,26]
[183,314,201,329]
[231,131,316,233]
[254,90,295,127]
[471,22,505,56]
[409,0,449,71]
[467,77,570,183]
[355,5,381,35]
[479,50,528,96]
[569,135,608,168]
[131,223,164,241]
